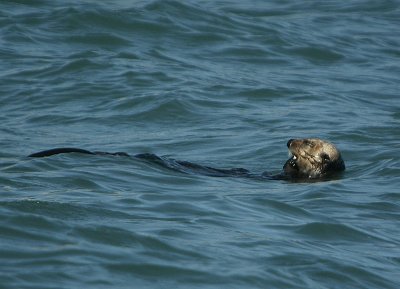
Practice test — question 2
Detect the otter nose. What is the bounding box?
[287,139,294,148]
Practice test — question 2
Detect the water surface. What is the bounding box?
[1,1,400,288]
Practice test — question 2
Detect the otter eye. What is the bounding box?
[305,140,315,147]
[321,153,330,161]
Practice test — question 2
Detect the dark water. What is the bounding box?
[1,1,400,288]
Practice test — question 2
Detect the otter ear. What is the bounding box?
[320,153,330,162]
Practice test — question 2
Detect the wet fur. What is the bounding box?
[284,138,345,179]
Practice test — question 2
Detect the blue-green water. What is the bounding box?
[1,1,400,288]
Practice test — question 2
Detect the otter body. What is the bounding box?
[29,138,345,181]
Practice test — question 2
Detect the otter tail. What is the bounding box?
[29,148,130,158]
[29,148,95,157]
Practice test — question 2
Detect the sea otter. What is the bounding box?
[29,138,345,181]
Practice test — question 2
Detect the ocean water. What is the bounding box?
[1,0,400,288]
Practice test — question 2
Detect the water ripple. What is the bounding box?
[1,0,400,288]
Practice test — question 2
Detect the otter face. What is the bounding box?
[284,138,345,179]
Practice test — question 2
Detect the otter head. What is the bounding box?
[283,138,345,179]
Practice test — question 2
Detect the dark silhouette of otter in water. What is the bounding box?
[29,138,345,181]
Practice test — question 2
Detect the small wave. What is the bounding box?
[67,33,131,46]
[110,97,205,123]
[294,221,385,242]
[284,46,344,63]
[106,262,225,287]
